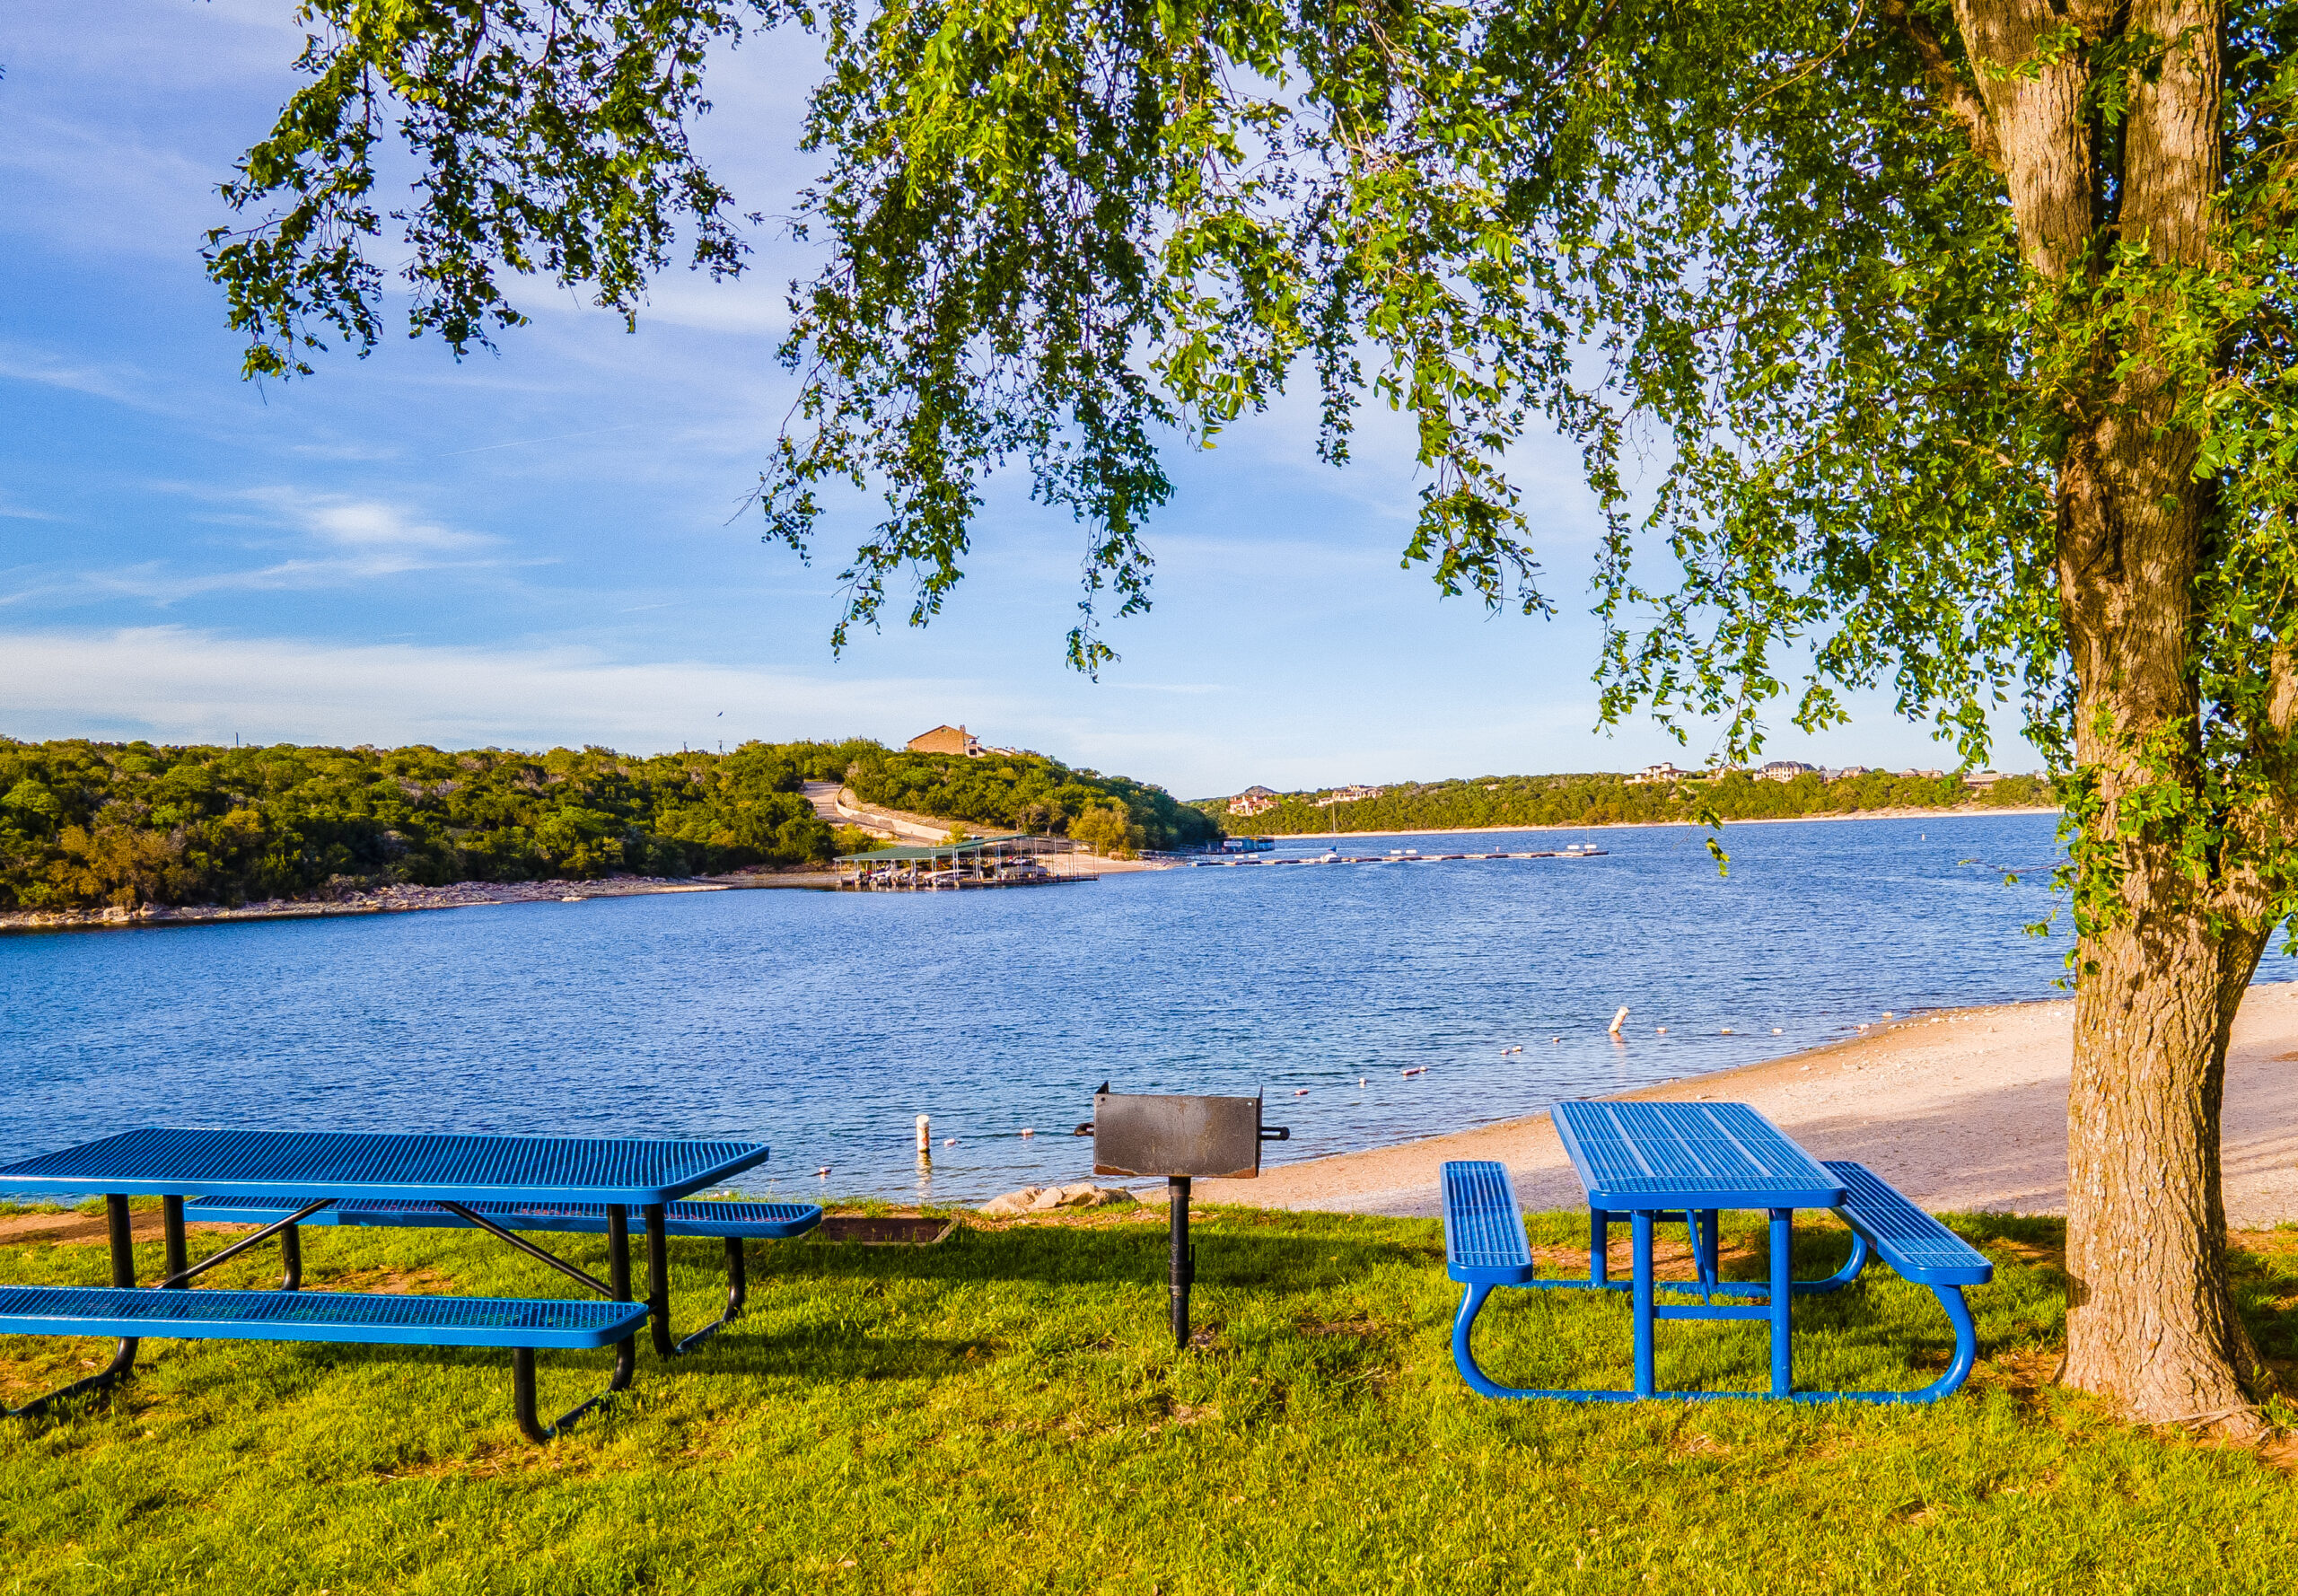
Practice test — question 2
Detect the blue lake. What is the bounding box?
[4,810,2245,1205]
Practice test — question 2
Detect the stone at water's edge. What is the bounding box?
[979,1183,1137,1216]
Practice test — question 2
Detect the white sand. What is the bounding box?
[1197,983,2298,1224]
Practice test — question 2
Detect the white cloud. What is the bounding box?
[236,487,493,554]
[0,627,1004,752]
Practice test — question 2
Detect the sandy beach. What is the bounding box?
[1199,981,2298,1224]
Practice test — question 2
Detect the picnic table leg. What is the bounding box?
[278,1223,302,1291]
[1588,1209,1609,1285]
[162,1197,188,1289]
[3,1195,138,1421]
[1631,1211,1656,1398]
[607,1205,637,1389]
[510,1205,639,1444]
[1768,1209,1793,1397]
[644,1203,676,1357]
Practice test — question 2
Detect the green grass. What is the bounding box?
[4,1206,2294,1594]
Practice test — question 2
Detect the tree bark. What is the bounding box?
[1951,0,2267,1427]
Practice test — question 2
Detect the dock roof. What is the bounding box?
[836,833,1031,863]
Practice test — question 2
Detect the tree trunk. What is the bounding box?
[1950,0,2267,1426]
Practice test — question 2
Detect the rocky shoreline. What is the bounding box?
[0,866,840,934]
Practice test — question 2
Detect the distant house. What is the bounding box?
[1831,765,1873,780]
[908,724,981,758]
[1964,769,2005,787]
[1628,762,1687,785]
[1899,767,1947,779]
[1757,760,1818,783]
[1312,784,1387,807]
[1230,785,1281,817]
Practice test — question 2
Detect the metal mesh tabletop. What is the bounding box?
[1550,1101,1845,1210]
[186,1196,823,1239]
[0,1285,649,1350]
[0,1128,769,1205]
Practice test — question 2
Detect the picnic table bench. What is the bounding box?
[185,1195,822,1353]
[0,1128,772,1442]
[1440,1101,1991,1403]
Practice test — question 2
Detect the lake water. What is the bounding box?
[5,811,2259,1204]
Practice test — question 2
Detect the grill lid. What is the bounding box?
[1091,1085,1287,1179]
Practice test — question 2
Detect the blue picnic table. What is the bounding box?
[0,1127,798,1441]
[1441,1101,1993,1402]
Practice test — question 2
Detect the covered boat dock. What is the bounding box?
[834,834,1083,891]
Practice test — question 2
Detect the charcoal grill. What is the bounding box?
[1091,1083,1289,1346]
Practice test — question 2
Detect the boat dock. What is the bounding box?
[835,833,1090,891]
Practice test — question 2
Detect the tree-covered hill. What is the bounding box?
[0,735,1224,911]
[845,747,1217,853]
[0,737,883,912]
[1195,768,2057,836]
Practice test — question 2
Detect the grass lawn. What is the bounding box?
[4,1202,2296,1594]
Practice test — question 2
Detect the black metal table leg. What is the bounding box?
[4,1194,137,1420]
[644,1203,675,1357]
[278,1223,302,1290]
[511,1203,637,1444]
[161,1196,187,1289]
[668,1236,749,1354]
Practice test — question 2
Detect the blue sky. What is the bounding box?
[0,2,2040,799]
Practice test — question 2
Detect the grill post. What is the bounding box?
[1169,1177,1194,1347]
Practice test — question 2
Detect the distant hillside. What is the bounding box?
[846,746,1218,853]
[0,733,1213,912]
[1191,767,2057,835]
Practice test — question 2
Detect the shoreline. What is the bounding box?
[1225,803,2060,843]
[1196,982,2298,1225]
[0,868,838,934]
[0,848,1164,935]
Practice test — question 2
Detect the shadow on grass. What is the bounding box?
[760,1223,1437,1294]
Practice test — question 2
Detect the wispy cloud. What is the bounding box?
[0,342,180,416]
[26,490,508,607]
[0,626,997,752]
[235,487,495,556]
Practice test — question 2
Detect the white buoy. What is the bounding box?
[1609,1005,1629,1036]
[917,1115,931,1152]
[943,1136,956,1147]
[1772,1028,1784,1035]
[1656,1026,1668,1035]
[1020,1128,1036,1138]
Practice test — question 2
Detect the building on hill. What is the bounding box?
[1628,762,1687,785]
[1757,760,1818,782]
[1230,785,1280,817]
[908,724,981,757]
[1312,785,1386,807]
